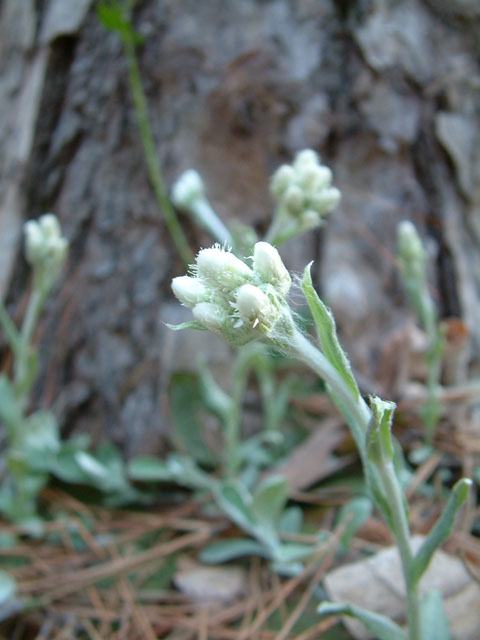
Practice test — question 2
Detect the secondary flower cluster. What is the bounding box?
[270,149,340,231]
[24,214,68,292]
[172,242,292,346]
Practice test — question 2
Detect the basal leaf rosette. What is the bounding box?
[172,242,293,346]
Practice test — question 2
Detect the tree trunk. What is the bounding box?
[1,0,479,455]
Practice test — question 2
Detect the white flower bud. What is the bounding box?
[293,149,319,171]
[172,276,208,308]
[301,210,322,230]
[24,221,44,265]
[310,187,341,214]
[253,242,291,296]
[196,245,253,291]
[171,169,205,209]
[397,221,426,263]
[284,185,305,216]
[270,165,295,199]
[47,237,68,265]
[192,302,224,331]
[300,165,332,192]
[39,213,61,239]
[235,284,274,330]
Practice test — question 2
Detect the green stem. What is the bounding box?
[191,199,233,247]
[14,285,44,406]
[0,301,21,354]
[287,329,371,458]
[377,455,421,640]
[122,37,193,266]
[224,350,251,478]
[288,327,421,638]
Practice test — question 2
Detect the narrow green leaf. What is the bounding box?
[200,538,267,563]
[317,602,407,640]
[336,496,372,554]
[128,456,175,482]
[274,542,316,564]
[0,571,17,604]
[252,475,289,529]
[166,321,207,331]
[278,506,303,534]
[170,373,217,465]
[420,590,451,640]
[411,478,472,586]
[367,397,396,465]
[19,411,60,472]
[216,481,256,535]
[301,263,359,399]
[0,375,22,438]
[0,302,20,353]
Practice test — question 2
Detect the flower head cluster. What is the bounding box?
[270,149,340,231]
[397,220,428,285]
[172,242,292,346]
[24,214,68,291]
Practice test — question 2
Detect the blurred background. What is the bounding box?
[1,0,479,457]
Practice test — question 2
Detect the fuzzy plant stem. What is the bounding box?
[190,199,233,247]
[286,328,371,459]
[122,37,193,266]
[376,451,421,640]
[13,285,44,406]
[223,350,252,478]
[286,327,421,639]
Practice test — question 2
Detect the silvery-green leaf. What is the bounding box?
[252,474,288,529]
[0,375,22,438]
[166,321,207,331]
[278,505,303,534]
[0,571,16,604]
[301,263,359,399]
[216,481,256,535]
[317,602,407,640]
[128,456,174,482]
[200,538,267,564]
[420,590,451,640]
[411,478,472,586]
[336,496,372,554]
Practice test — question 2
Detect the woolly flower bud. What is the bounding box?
[309,187,341,214]
[253,242,291,296]
[284,185,305,216]
[196,245,253,291]
[24,221,44,265]
[235,284,276,331]
[192,302,224,331]
[270,165,295,199]
[293,149,319,170]
[397,221,427,264]
[39,213,61,238]
[24,213,68,270]
[172,276,208,308]
[171,169,205,209]
[298,165,333,192]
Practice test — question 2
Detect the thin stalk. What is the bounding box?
[191,199,233,247]
[122,37,193,266]
[287,329,371,457]
[264,208,293,246]
[0,301,20,354]
[224,351,251,478]
[377,453,421,640]
[287,327,421,638]
[14,285,44,404]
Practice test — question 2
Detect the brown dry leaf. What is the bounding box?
[269,418,355,491]
[324,536,480,640]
